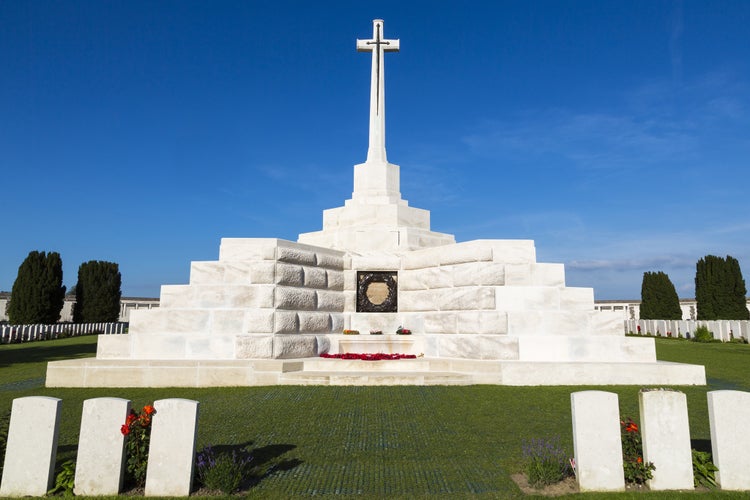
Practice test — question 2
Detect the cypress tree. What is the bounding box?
[7,251,66,324]
[640,271,682,320]
[73,261,122,323]
[695,255,749,320]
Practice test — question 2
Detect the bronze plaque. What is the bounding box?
[357,271,398,312]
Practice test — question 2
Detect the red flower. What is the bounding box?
[126,412,137,425]
[121,424,130,436]
[627,423,639,433]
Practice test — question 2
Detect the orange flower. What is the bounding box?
[626,422,638,433]
[637,456,643,464]
[126,412,137,425]
[143,405,155,415]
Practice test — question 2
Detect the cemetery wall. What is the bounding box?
[0,293,159,323]
[626,319,750,341]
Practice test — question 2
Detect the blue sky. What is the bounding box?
[1,1,749,300]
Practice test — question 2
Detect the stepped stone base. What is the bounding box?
[46,356,706,387]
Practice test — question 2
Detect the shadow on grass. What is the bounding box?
[691,438,712,454]
[196,441,302,493]
[0,337,97,369]
[247,443,302,488]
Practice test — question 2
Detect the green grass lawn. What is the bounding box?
[1,335,749,498]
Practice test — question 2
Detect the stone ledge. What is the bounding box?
[45,357,705,387]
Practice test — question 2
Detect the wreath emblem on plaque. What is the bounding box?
[356,271,398,312]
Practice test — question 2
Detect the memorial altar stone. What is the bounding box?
[46,20,705,387]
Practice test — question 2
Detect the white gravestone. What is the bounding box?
[74,397,131,495]
[0,396,62,497]
[144,398,200,496]
[639,389,693,490]
[708,390,750,490]
[571,391,625,491]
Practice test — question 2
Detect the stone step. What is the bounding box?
[300,357,444,372]
[279,370,473,386]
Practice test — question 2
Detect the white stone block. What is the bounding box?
[423,312,457,334]
[495,286,560,311]
[275,263,304,286]
[219,238,278,261]
[343,270,357,291]
[504,263,533,285]
[274,311,300,333]
[330,314,345,333]
[708,390,750,490]
[97,334,132,358]
[532,263,565,286]
[132,334,187,359]
[451,262,505,287]
[456,311,508,334]
[639,389,693,490]
[303,266,328,288]
[399,290,436,312]
[316,252,345,269]
[430,334,518,360]
[559,287,594,310]
[277,246,317,266]
[222,261,256,284]
[0,396,62,497]
[326,270,344,290]
[316,290,345,311]
[401,247,442,270]
[235,335,273,358]
[129,309,210,335]
[244,310,275,333]
[274,287,317,310]
[248,261,276,284]
[74,398,130,496]
[145,399,199,497]
[439,242,493,265]
[571,391,625,491]
[273,334,317,358]
[189,261,225,285]
[438,287,495,311]
[350,253,402,270]
[299,312,332,332]
[210,309,245,334]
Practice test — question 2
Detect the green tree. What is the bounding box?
[72,261,122,323]
[7,251,66,324]
[695,255,749,320]
[639,271,682,319]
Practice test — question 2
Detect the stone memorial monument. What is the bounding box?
[47,20,705,387]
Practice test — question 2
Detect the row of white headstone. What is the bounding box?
[572,389,749,491]
[3,391,749,495]
[0,397,198,497]
[626,319,750,341]
[0,322,126,344]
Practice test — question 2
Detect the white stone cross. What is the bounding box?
[357,19,399,164]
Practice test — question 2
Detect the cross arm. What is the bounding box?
[356,38,401,52]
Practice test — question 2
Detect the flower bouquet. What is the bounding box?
[396,326,411,335]
[343,329,360,335]
[369,329,383,335]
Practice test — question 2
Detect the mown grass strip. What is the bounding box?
[1,336,749,497]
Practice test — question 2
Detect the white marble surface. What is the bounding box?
[571,391,625,492]
[75,397,130,495]
[708,390,750,490]
[0,396,61,497]
[145,399,199,497]
[639,389,694,490]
